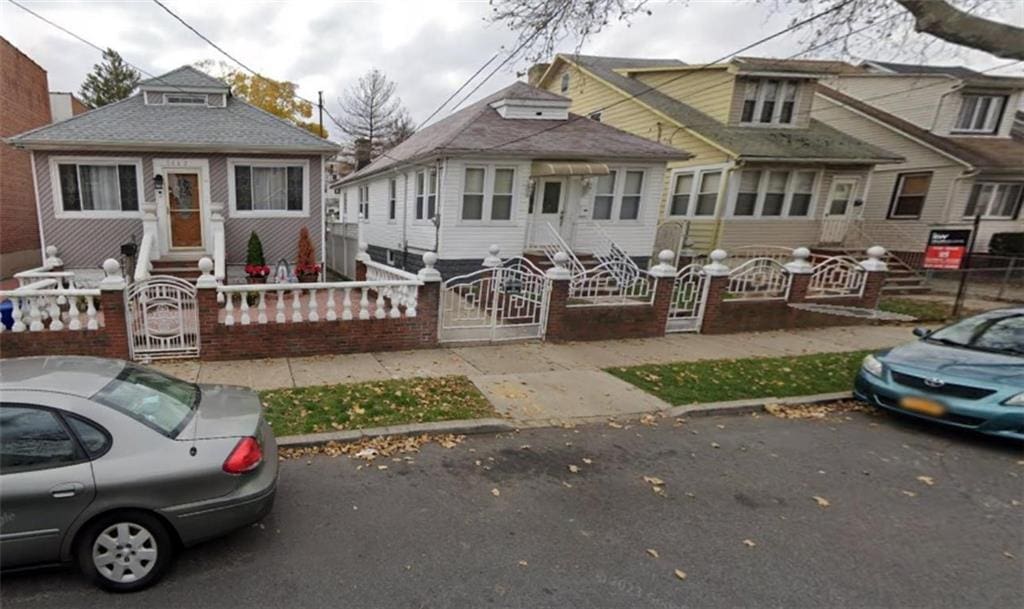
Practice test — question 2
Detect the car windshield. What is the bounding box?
[92,364,199,437]
[926,312,1024,357]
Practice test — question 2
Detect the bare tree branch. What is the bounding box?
[894,0,1024,60]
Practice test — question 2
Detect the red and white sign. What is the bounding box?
[923,229,971,270]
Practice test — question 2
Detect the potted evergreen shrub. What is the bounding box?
[244,231,270,284]
[295,227,321,283]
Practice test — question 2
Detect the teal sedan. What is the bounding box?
[854,307,1024,440]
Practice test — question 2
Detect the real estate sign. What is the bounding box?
[923,229,972,270]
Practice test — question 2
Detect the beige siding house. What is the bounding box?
[532,55,903,255]
[815,61,1024,258]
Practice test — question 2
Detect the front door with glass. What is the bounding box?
[167,172,203,248]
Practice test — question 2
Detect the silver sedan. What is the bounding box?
[0,356,278,592]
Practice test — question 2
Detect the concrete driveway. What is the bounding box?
[3,408,1021,608]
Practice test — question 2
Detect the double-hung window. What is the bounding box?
[55,159,141,214]
[591,169,645,221]
[888,173,931,219]
[670,174,694,216]
[232,161,306,214]
[954,95,1006,134]
[460,167,516,222]
[416,169,437,220]
[388,179,397,221]
[964,182,1023,219]
[689,171,722,216]
[358,184,369,221]
[740,79,799,125]
[730,169,817,218]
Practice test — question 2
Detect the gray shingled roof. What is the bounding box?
[338,81,690,184]
[138,65,230,91]
[7,66,338,153]
[865,60,1024,88]
[567,54,903,163]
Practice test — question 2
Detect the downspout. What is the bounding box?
[713,159,742,250]
[401,170,409,270]
[434,157,445,256]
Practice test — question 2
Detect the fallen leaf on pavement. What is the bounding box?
[518,560,528,567]
[674,569,687,581]
[711,442,721,449]
[901,490,917,497]
[813,496,831,508]
[652,485,666,496]
[640,414,658,426]
[568,464,580,473]
[743,539,756,547]
[917,475,935,486]
[377,465,388,470]
[1004,551,1015,559]
[582,458,593,465]
[491,488,500,497]
[643,476,665,486]
[647,549,660,558]
[608,421,624,429]
[562,481,573,488]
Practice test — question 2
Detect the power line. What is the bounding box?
[416,53,500,129]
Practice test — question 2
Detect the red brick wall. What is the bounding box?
[194,283,440,361]
[0,37,49,275]
[544,277,674,342]
[0,291,131,359]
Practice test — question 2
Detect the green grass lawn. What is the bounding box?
[608,350,873,406]
[260,376,494,437]
[878,297,953,322]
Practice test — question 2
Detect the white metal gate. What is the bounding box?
[125,275,200,360]
[666,264,707,333]
[439,257,550,343]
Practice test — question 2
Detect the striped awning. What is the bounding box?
[531,162,610,177]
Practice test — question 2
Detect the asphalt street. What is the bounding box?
[2,408,1022,608]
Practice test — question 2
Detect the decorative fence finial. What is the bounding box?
[649,249,677,278]
[702,249,730,276]
[418,251,441,282]
[196,256,218,288]
[860,246,888,272]
[356,241,370,262]
[546,251,573,280]
[784,247,813,274]
[44,245,63,269]
[99,258,125,290]
[482,244,502,268]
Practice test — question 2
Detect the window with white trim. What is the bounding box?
[358,184,369,221]
[730,169,817,218]
[164,93,207,105]
[593,171,616,220]
[388,179,397,221]
[461,167,485,220]
[233,163,305,212]
[888,172,931,219]
[591,169,644,221]
[460,166,516,222]
[669,173,694,216]
[694,171,721,216]
[619,171,643,220]
[739,79,799,125]
[954,94,1006,134]
[415,169,437,220]
[492,168,514,220]
[56,161,140,212]
[964,182,1023,219]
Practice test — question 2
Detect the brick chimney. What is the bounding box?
[527,63,551,86]
[354,138,371,170]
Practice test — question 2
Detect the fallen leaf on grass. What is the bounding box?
[491,488,500,497]
[674,569,687,581]
[812,496,831,508]
[647,548,660,558]
[917,475,935,486]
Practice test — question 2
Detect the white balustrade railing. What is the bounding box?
[568,260,655,306]
[808,256,866,298]
[0,287,102,332]
[726,257,790,300]
[217,279,422,326]
[363,259,421,311]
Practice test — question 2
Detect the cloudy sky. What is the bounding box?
[3,0,1022,141]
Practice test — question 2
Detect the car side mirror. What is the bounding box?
[912,327,931,338]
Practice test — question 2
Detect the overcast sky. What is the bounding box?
[3,0,1022,142]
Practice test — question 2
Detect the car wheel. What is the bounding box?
[76,511,173,592]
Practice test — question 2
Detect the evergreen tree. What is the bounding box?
[79,49,141,108]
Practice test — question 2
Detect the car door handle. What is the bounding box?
[50,483,84,499]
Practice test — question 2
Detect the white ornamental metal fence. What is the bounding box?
[726,257,790,300]
[666,264,707,333]
[125,276,200,360]
[807,256,866,298]
[439,256,550,343]
[568,259,655,306]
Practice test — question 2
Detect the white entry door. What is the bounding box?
[819,177,859,244]
[531,178,571,245]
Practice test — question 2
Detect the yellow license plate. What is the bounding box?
[900,396,945,416]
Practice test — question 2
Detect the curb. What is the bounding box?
[274,392,856,448]
[276,417,516,448]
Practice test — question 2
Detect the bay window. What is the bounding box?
[954,94,1006,134]
[888,172,931,219]
[232,161,306,214]
[55,160,141,213]
[740,79,799,125]
[730,169,817,218]
[964,182,1023,219]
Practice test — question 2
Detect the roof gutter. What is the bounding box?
[7,140,340,154]
[736,156,903,165]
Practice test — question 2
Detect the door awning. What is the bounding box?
[531,162,610,177]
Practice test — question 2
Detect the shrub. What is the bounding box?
[989,232,1024,257]
[245,232,269,277]
[295,227,320,276]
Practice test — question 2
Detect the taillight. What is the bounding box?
[223,437,262,474]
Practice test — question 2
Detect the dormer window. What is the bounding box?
[740,79,798,125]
[954,94,1006,134]
[165,93,207,105]
[143,91,227,107]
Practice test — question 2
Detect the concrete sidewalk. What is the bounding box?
[152,325,911,424]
